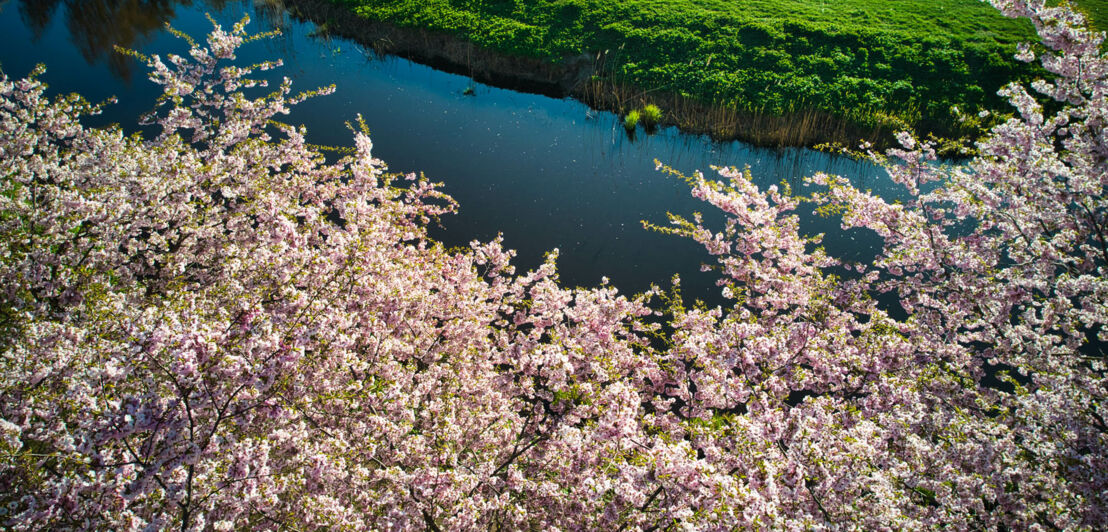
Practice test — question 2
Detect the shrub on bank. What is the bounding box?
[623,108,641,131]
[640,103,662,127]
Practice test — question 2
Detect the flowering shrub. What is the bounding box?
[0,0,1104,529]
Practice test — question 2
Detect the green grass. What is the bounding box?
[336,0,1105,143]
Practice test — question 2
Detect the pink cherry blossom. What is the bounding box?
[0,2,1104,529]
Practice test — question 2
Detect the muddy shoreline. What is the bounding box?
[283,0,902,149]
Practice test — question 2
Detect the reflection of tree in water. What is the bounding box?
[251,0,289,34]
[17,0,240,80]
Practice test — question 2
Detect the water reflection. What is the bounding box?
[11,0,307,79]
[20,0,196,78]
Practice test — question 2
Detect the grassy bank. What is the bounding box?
[331,0,1104,146]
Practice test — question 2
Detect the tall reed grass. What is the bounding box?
[577,79,910,149]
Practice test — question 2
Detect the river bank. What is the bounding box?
[285,0,1088,150]
[284,0,891,148]
[283,0,924,149]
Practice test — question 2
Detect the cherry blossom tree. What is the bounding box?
[640,1,1106,527]
[0,0,1103,529]
[0,15,670,530]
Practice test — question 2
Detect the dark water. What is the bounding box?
[0,0,898,305]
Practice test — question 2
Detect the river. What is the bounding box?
[0,0,896,305]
